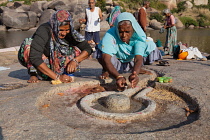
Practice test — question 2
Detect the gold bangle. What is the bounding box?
[72,59,79,65]
[116,75,125,80]
[56,74,60,80]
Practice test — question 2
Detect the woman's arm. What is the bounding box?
[37,63,72,83]
[65,38,92,73]
[30,23,51,68]
[128,55,143,88]
[66,50,89,73]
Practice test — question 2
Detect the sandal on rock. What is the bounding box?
[157,60,170,66]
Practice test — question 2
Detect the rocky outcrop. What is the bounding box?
[2,9,37,30]
[175,18,184,29]
[0,0,90,31]
[184,1,193,9]
[149,19,162,30]
[194,0,208,6]
[0,0,209,31]
[159,0,177,9]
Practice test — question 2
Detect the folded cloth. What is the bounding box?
[159,27,165,34]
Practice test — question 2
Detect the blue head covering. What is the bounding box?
[99,12,147,62]
[114,12,146,42]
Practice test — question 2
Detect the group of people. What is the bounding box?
[18,0,177,90]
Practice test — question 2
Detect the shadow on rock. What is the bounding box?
[0,127,3,140]
[8,69,29,80]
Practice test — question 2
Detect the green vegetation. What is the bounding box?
[171,1,186,13]
[179,16,198,28]
[149,12,163,22]
[194,4,210,10]
[150,1,167,11]
[96,0,106,12]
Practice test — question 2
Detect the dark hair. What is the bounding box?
[60,20,70,26]
[118,20,131,26]
[88,0,96,3]
[143,1,150,5]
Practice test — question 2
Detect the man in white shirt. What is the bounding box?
[79,0,103,46]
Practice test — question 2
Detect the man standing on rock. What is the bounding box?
[79,0,103,47]
[138,1,150,32]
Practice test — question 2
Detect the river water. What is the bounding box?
[0,28,210,53]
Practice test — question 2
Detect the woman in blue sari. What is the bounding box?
[96,12,153,90]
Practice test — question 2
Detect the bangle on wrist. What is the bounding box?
[116,75,125,80]
[56,74,60,80]
[72,58,79,65]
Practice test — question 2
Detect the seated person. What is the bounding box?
[144,34,162,65]
[96,12,153,90]
[18,10,92,83]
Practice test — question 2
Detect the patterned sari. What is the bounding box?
[18,10,85,79]
[164,15,177,55]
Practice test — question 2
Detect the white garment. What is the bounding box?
[85,7,100,32]
[182,47,203,59]
[146,36,154,42]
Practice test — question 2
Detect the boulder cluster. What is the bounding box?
[0,0,90,31]
[0,0,208,31]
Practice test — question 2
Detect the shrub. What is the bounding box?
[179,16,199,28]
[150,1,167,11]
[118,2,125,8]
[149,12,163,22]
[172,1,186,13]
[96,0,106,12]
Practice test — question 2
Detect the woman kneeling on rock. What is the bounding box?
[96,12,153,91]
[18,10,92,84]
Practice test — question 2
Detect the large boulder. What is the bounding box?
[175,17,184,29]
[184,1,193,9]
[54,5,73,12]
[72,3,88,30]
[15,5,29,12]
[30,1,47,16]
[0,0,7,5]
[37,9,55,26]
[2,10,37,30]
[149,19,162,30]
[47,0,65,9]
[13,1,24,9]
[194,0,208,5]
[159,0,177,9]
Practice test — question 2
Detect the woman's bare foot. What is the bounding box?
[139,69,153,75]
[27,76,39,83]
[99,71,109,79]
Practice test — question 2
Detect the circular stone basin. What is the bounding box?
[80,87,156,121]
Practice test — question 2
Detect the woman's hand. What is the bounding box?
[59,74,72,83]
[116,76,127,91]
[128,71,139,88]
[66,60,78,73]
